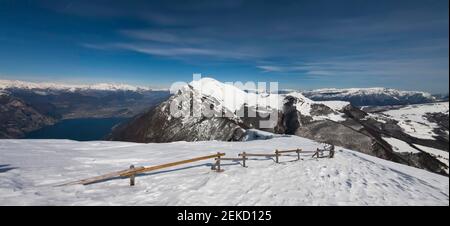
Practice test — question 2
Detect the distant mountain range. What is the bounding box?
[303,87,437,106]
[0,79,167,92]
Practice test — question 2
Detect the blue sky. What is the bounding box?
[0,0,448,93]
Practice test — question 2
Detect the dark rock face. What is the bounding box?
[108,87,246,143]
[295,120,376,154]
[310,103,335,116]
[0,94,56,138]
[425,112,449,143]
[281,96,301,135]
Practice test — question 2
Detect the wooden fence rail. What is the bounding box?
[120,153,225,177]
[59,166,146,186]
[216,155,248,167]
[60,153,225,186]
[217,157,247,161]
[61,145,335,187]
[238,153,278,157]
[277,149,301,154]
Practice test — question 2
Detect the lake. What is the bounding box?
[25,118,128,141]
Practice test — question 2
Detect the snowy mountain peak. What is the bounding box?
[189,77,247,97]
[85,83,144,91]
[0,79,72,90]
[179,77,350,120]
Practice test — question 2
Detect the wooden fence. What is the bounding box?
[61,153,224,186]
[60,145,335,187]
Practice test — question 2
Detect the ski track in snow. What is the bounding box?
[0,137,448,206]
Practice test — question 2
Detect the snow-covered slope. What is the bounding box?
[370,102,450,171]
[380,102,449,140]
[0,137,448,205]
[303,87,436,106]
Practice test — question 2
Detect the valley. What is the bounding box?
[0,79,171,139]
[25,118,128,141]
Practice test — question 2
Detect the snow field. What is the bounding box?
[0,136,448,206]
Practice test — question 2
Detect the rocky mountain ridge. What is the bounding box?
[109,78,449,175]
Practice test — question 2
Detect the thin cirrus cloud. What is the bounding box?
[2,0,450,94]
[85,28,265,61]
[258,54,449,79]
[25,0,447,92]
[121,30,181,43]
[82,42,259,61]
[119,29,218,46]
[94,6,448,78]
[85,18,449,84]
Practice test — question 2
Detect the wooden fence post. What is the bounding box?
[216,152,222,172]
[297,148,300,160]
[62,153,226,186]
[329,145,335,158]
[312,148,318,158]
[275,149,279,163]
[129,165,135,186]
[242,152,246,167]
